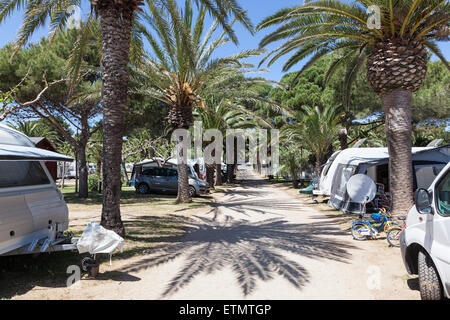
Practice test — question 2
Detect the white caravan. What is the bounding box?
[325,146,449,213]
[0,124,74,256]
[401,161,450,300]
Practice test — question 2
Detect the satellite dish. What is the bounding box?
[346,174,376,204]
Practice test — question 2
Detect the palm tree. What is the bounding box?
[8,120,60,143]
[195,97,264,187]
[1,0,252,235]
[282,105,343,187]
[258,0,449,215]
[131,2,262,202]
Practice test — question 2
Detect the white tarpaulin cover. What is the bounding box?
[77,222,125,254]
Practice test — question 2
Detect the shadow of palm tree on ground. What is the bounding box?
[118,213,356,298]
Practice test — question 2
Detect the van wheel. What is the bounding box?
[189,186,196,198]
[137,183,150,194]
[418,250,443,300]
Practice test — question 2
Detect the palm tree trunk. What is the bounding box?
[315,154,322,189]
[206,163,215,189]
[215,163,222,186]
[383,89,414,216]
[226,164,234,184]
[96,159,102,175]
[98,5,133,237]
[256,151,261,174]
[122,161,130,185]
[338,127,348,150]
[291,163,298,188]
[177,162,191,203]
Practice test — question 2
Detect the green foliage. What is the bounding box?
[8,118,72,147]
[131,0,283,132]
[126,96,170,138]
[0,0,253,60]
[269,67,326,111]
[412,123,450,146]
[282,105,343,167]
[258,0,449,73]
[278,144,310,181]
[88,173,100,192]
[0,27,101,112]
[413,61,450,122]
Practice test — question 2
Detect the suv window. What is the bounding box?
[143,167,168,176]
[167,169,178,177]
[142,168,155,176]
[436,170,450,216]
[0,161,50,188]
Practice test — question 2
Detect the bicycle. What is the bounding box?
[351,208,399,241]
[374,183,391,212]
[386,216,407,247]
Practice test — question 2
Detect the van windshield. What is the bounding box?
[0,161,50,188]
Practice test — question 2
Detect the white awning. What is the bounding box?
[0,144,73,161]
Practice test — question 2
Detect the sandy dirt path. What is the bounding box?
[13,169,420,300]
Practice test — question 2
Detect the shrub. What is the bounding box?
[88,174,100,192]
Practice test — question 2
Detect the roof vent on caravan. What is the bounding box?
[352,138,367,148]
[427,139,444,148]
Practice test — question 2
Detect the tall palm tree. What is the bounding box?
[0,0,252,235]
[258,0,449,215]
[131,2,262,202]
[282,105,343,187]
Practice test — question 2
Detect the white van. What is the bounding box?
[0,124,74,256]
[400,161,450,300]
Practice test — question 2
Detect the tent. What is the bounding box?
[326,146,450,213]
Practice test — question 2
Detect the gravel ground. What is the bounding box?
[11,169,420,300]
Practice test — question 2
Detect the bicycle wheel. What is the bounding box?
[352,223,370,241]
[386,227,403,247]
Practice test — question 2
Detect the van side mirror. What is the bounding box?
[415,188,433,214]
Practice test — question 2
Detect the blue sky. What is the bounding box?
[0,0,449,82]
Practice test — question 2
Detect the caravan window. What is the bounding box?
[0,161,50,188]
[322,151,341,177]
[330,164,357,199]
